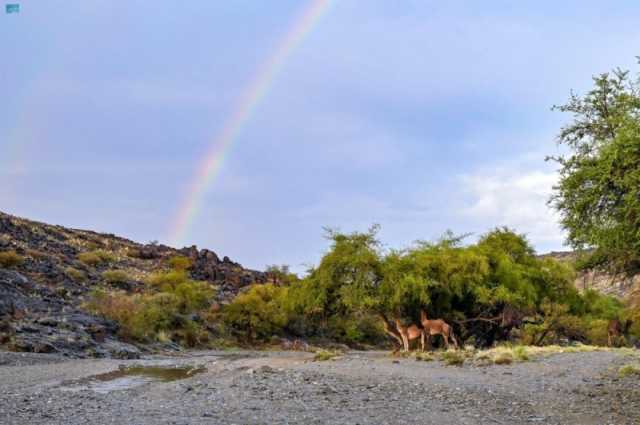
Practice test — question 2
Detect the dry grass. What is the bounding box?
[0,251,24,268]
[440,350,465,366]
[65,267,86,282]
[415,352,435,362]
[313,349,341,361]
[474,344,611,366]
[618,364,640,378]
[492,352,513,365]
[78,250,115,266]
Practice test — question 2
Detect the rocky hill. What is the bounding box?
[0,211,267,358]
[540,251,640,300]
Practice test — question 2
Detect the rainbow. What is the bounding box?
[168,0,334,246]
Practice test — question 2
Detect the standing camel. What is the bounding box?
[394,319,425,352]
[420,310,458,349]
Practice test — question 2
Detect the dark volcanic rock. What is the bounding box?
[0,268,139,358]
[181,246,267,298]
[0,210,269,357]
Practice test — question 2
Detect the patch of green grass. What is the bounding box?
[0,251,23,268]
[618,364,640,378]
[313,349,341,361]
[415,352,435,362]
[440,350,465,366]
[512,345,530,361]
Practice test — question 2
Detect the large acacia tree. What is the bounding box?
[550,63,640,273]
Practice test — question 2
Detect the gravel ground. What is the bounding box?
[0,349,638,424]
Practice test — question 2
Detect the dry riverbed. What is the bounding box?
[0,349,639,424]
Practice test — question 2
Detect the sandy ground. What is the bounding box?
[0,349,639,424]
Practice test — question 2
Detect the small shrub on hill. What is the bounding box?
[0,251,23,268]
[78,250,115,266]
[147,270,189,289]
[167,255,192,271]
[65,267,86,282]
[102,270,130,285]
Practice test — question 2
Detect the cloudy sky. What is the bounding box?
[2,1,640,271]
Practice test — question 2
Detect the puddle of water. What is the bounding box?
[60,365,207,394]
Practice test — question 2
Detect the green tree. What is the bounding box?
[222,284,288,342]
[549,63,640,273]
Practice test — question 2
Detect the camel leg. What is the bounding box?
[442,333,449,349]
[421,331,425,352]
[608,333,613,348]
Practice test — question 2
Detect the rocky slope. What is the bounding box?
[0,211,267,358]
[541,251,640,300]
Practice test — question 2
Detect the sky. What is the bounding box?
[2,1,640,272]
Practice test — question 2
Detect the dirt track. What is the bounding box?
[0,349,638,424]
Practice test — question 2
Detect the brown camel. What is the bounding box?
[394,318,424,352]
[608,318,632,347]
[420,310,458,349]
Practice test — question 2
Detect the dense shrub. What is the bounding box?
[102,270,130,285]
[222,284,288,342]
[0,251,23,268]
[77,250,115,266]
[147,270,189,289]
[86,271,214,344]
[269,226,623,347]
[65,267,86,282]
[167,255,193,271]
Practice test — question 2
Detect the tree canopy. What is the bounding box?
[222,226,623,347]
[550,64,640,273]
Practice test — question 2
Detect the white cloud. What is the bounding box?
[460,163,566,250]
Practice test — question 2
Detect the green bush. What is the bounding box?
[85,272,214,343]
[102,270,130,285]
[77,250,115,266]
[584,319,610,346]
[65,267,86,282]
[222,284,288,342]
[147,270,189,289]
[0,251,23,268]
[167,255,193,271]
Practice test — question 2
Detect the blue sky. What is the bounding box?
[2,1,640,272]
